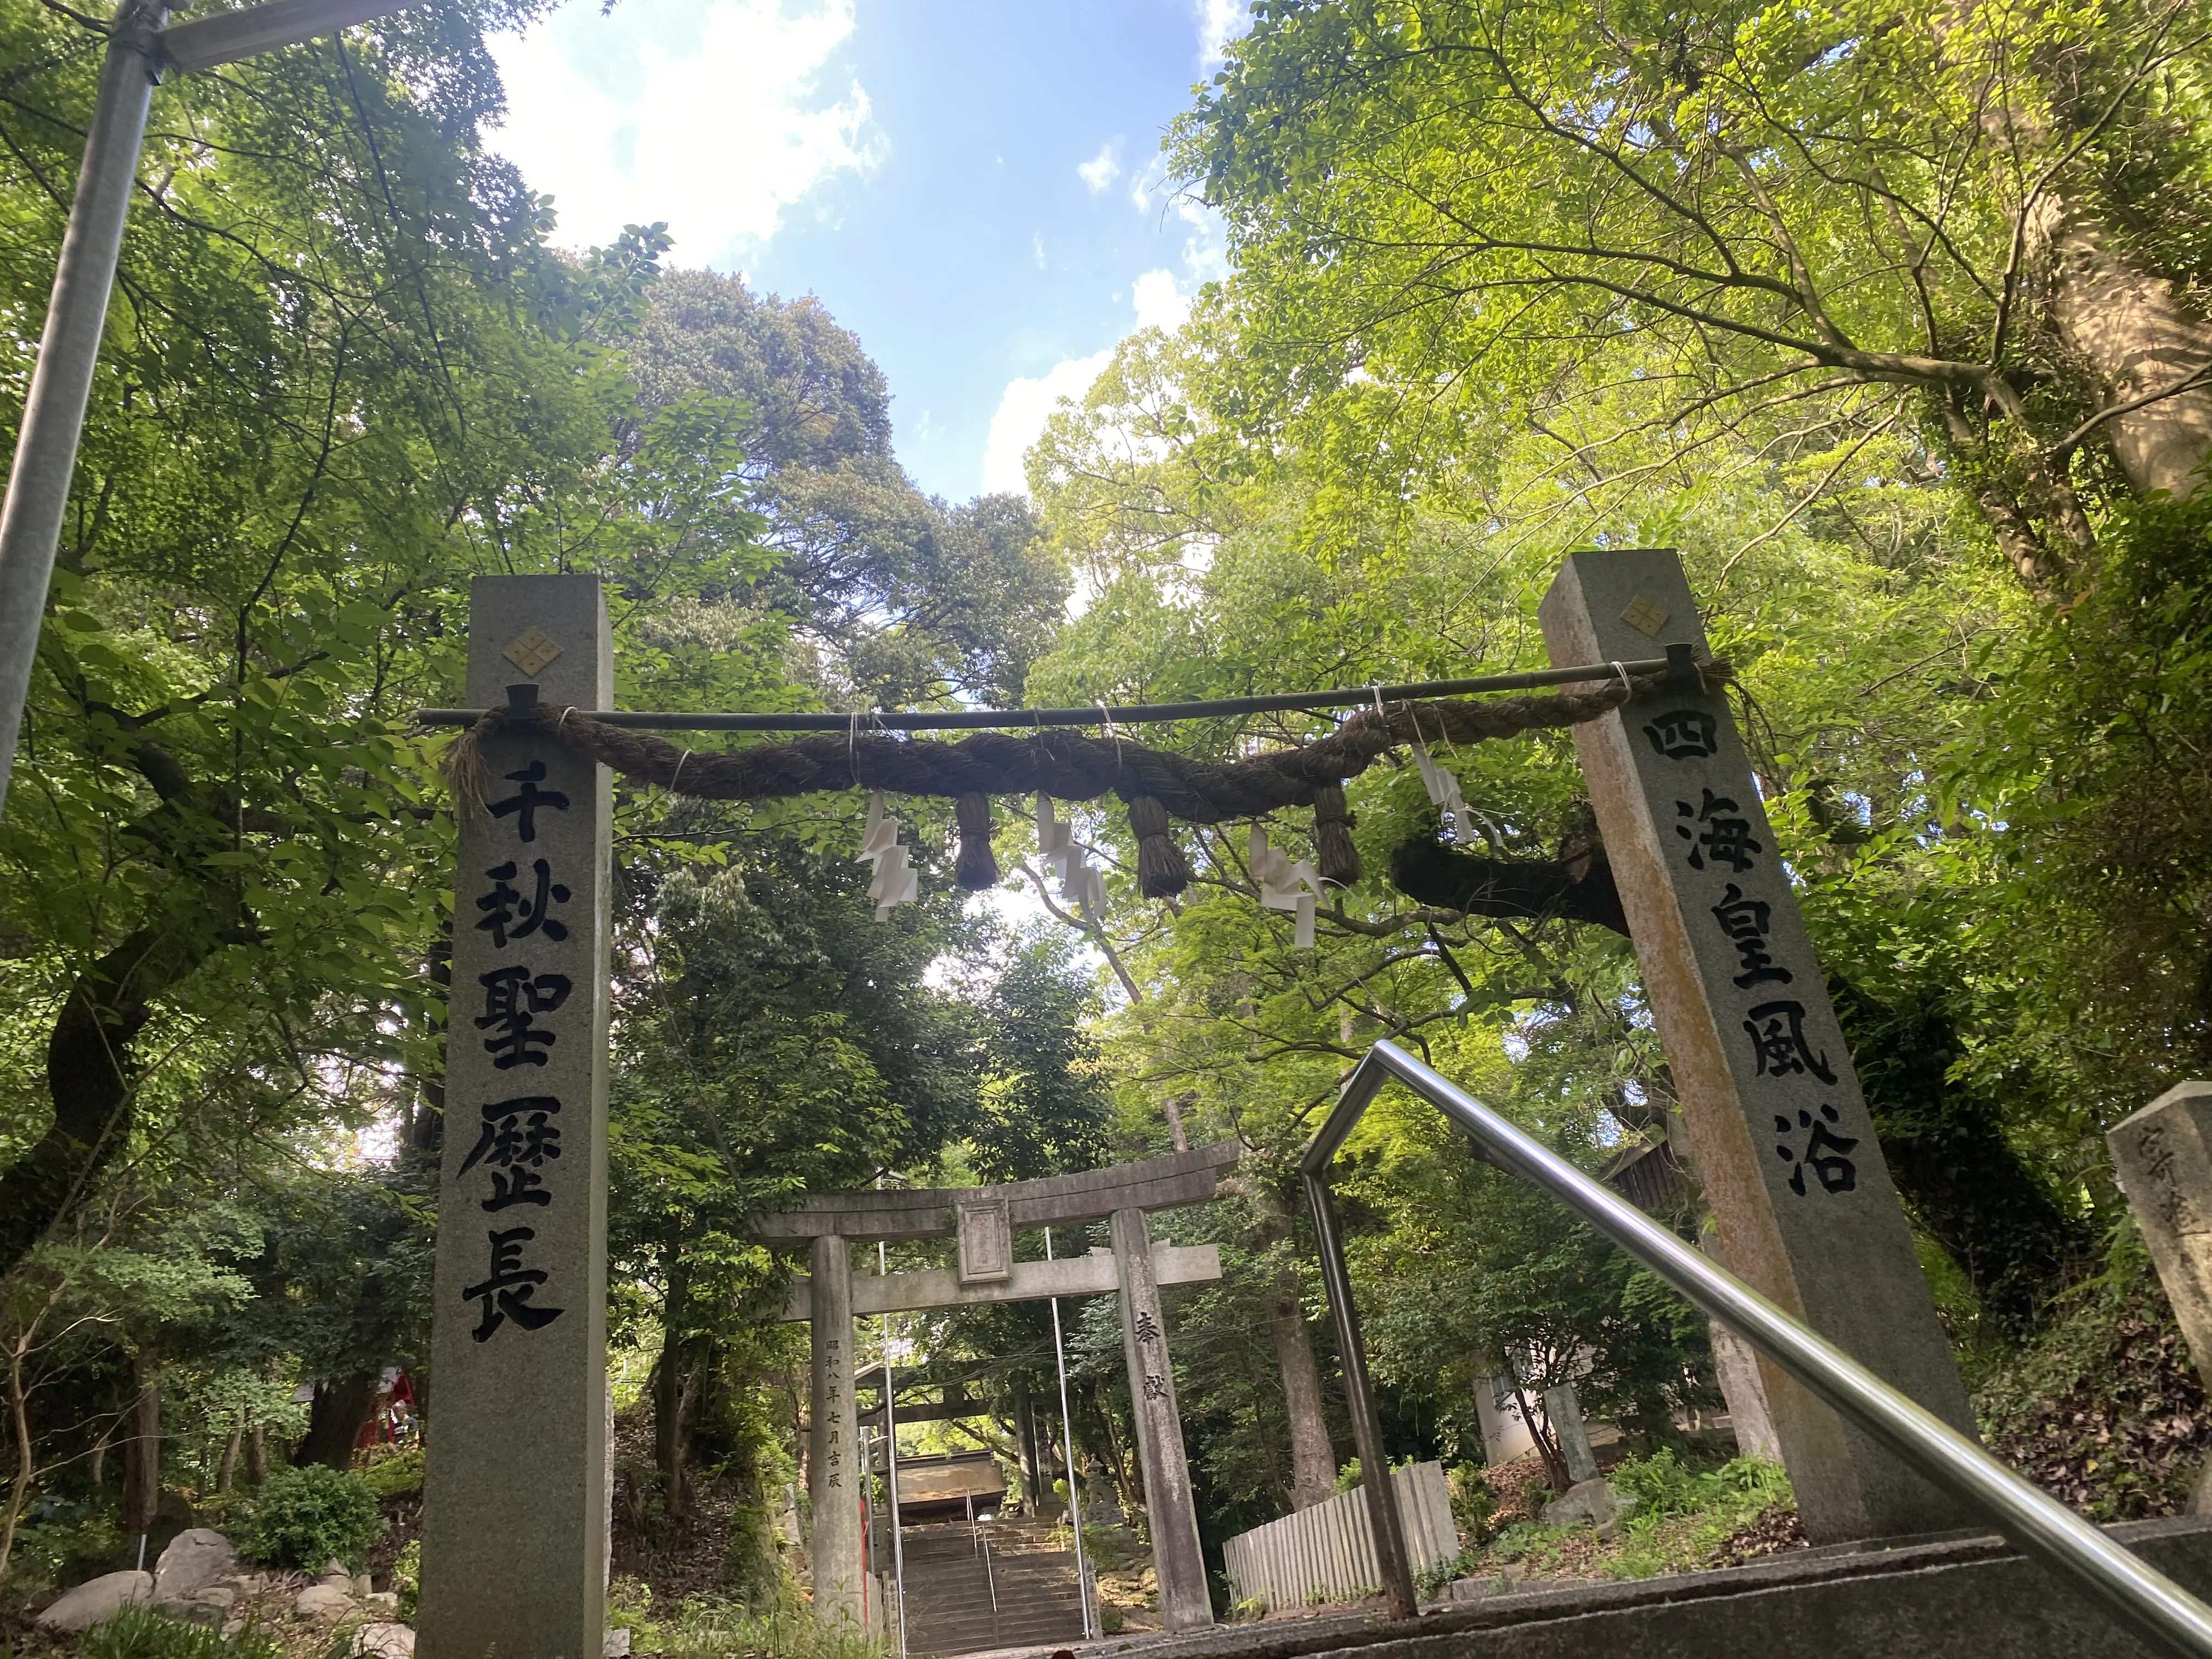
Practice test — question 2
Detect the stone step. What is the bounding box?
[896,1522,1089,1659]
[1064,1515,2212,1659]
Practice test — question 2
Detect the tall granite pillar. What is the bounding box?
[1110,1208,1211,1630]
[2111,1083,2212,1391]
[809,1235,863,1623]
[1539,548,1975,1542]
[420,575,612,1659]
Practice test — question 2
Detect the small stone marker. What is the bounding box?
[1111,1207,1211,1630]
[419,575,612,1659]
[2111,1082,2212,1391]
[1539,548,1976,1543]
[1542,1385,1601,1485]
[809,1235,864,1623]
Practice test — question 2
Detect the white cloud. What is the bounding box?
[1131,269,1192,332]
[1033,232,1046,270]
[981,348,1113,496]
[979,270,1195,496]
[1194,0,1250,67]
[1078,139,1122,193]
[487,0,879,266]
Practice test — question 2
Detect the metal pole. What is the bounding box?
[1312,1039,2212,1659]
[1301,1173,1418,1620]
[1046,1226,1096,1640]
[0,0,166,819]
[859,1426,874,1631]
[877,1238,906,1659]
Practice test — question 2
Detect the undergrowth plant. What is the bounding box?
[641,1595,890,1659]
[78,1607,280,1659]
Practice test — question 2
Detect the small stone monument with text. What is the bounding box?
[2111,1082,2212,1390]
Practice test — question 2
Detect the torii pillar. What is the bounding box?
[809,1236,864,1623]
[1112,1206,1210,1630]
[1541,548,1974,1542]
[760,1146,1237,1632]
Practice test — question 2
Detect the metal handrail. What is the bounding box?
[1302,1040,2212,1659]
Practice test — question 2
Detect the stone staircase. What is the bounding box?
[897,1517,1088,1657]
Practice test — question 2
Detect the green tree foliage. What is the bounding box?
[0,0,770,1277]
[1174,0,2212,594]
[629,269,1069,707]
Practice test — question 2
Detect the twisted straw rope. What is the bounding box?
[445,658,1728,892]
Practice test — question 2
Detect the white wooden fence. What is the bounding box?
[1220,1462,1458,1611]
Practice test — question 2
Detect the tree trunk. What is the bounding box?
[217,1420,242,1493]
[1270,1276,1337,1510]
[2033,200,2212,500]
[0,745,244,1278]
[1,1327,39,1584]
[1011,1379,1041,1510]
[293,1373,378,1470]
[654,1250,693,1518]
[1162,1092,1191,1153]
[246,1422,267,1486]
[0,926,211,1276]
[404,935,452,1161]
[1242,1166,1339,1509]
[1513,1381,1571,1495]
[120,1364,160,1539]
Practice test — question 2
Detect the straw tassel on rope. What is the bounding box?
[953,792,998,890]
[1127,794,1190,898]
[1311,783,1361,888]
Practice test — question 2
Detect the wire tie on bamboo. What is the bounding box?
[669,750,693,793]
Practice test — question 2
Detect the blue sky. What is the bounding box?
[489,0,1243,501]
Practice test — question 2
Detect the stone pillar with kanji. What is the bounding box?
[1111,1207,1211,1629]
[1539,548,1975,1543]
[2112,1084,2212,1389]
[809,1235,864,1623]
[419,575,613,1659]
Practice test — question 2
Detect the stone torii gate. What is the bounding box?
[754,1143,1239,1633]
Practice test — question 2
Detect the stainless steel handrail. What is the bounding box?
[1302,1039,2212,1658]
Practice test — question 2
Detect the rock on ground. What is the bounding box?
[295,1583,357,1621]
[38,1570,153,1631]
[351,1622,417,1659]
[153,1529,235,1601]
[1541,1477,1640,1538]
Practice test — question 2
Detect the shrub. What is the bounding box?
[1607,1449,1789,1523]
[357,1447,426,1500]
[1446,1462,1497,1545]
[6,1494,122,1599]
[80,1606,280,1659]
[391,1539,422,1621]
[234,1464,384,1570]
